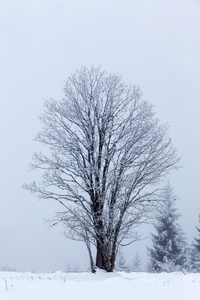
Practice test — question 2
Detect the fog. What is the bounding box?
[0,0,200,272]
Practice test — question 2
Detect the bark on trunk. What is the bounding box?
[95,240,115,272]
[85,238,96,273]
[96,241,106,270]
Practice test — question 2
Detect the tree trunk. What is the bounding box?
[84,238,96,273]
[96,240,105,268]
[95,240,115,272]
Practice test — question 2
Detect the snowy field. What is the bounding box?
[0,270,200,300]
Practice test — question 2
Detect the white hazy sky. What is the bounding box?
[0,0,200,272]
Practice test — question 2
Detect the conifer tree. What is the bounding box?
[131,252,142,272]
[189,215,200,272]
[115,251,127,272]
[148,184,188,272]
[194,215,200,253]
[189,243,200,273]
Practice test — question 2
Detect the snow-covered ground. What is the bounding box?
[0,270,200,300]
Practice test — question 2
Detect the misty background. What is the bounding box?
[0,0,200,272]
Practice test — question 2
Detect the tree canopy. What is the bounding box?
[24,67,180,272]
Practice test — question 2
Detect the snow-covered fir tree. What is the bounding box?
[189,215,200,272]
[188,243,200,273]
[194,215,200,253]
[147,184,188,272]
[115,251,128,272]
[131,252,142,272]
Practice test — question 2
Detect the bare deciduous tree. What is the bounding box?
[24,67,179,272]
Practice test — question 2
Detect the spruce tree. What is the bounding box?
[148,184,188,272]
[189,243,200,272]
[189,215,200,272]
[115,251,127,272]
[131,252,142,272]
[194,215,200,252]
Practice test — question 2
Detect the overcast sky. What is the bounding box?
[0,0,200,272]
